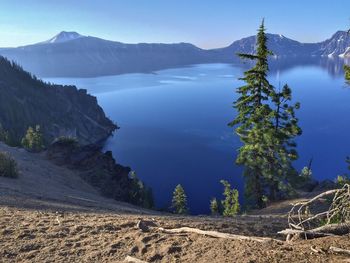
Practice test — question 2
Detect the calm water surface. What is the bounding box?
[46,61,350,214]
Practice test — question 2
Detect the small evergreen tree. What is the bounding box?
[210,198,220,215]
[220,180,240,217]
[172,184,188,214]
[21,125,44,152]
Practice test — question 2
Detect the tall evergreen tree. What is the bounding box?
[229,20,301,208]
[229,20,274,208]
[171,184,188,214]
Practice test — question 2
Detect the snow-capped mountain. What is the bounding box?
[316,31,350,57]
[213,33,318,59]
[39,31,84,44]
[0,30,349,77]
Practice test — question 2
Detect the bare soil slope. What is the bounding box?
[0,143,350,263]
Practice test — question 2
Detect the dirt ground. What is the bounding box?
[1,142,350,262]
[1,206,350,263]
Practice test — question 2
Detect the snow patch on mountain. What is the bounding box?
[40,31,84,44]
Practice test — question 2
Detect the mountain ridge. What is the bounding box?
[0,30,349,77]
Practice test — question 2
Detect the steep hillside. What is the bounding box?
[0,56,116,145]
[0,142,141,213]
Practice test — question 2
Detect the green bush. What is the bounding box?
[21,125,45,152]
[0,152,18,178]
[336,174,350,187]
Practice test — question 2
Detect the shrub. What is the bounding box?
[0,152,18,178]
[336,174,350,187]
[21,125,45,152]
[210,197,221,215]
[335,157,350,187]
[220,180,240,217]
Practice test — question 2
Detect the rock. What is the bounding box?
[47,140,132,201]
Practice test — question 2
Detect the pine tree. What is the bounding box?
[229,20,274,208]
[171,184,188,214]
[220,180,240,216]
[229,20,301,208]
[266,84,302,200]
[210,198,220,215]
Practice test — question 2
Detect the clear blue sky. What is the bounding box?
[0,0,349,48]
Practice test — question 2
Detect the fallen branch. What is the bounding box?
[312,222,350,236]
[159,227,283,244]
[278,229,335,239]
[278,222,350,240]
[124,255,148,263]
[329,246,350,256]
[284,185,350,241]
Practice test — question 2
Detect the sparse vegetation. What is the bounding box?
[0,151,18,178]
[21,125,45,152]
[172,184,188,214]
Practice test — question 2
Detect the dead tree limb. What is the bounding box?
[329,246,350,256]
[159,227,283,244]
[124,255,148,263]
[281,184,350,241]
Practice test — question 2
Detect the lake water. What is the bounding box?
[46,60,350,214]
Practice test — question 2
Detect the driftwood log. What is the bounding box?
[329,246,350,256]
[124,255,148,263]
[159,227,283,244]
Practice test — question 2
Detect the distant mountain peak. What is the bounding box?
[41,31,84,44]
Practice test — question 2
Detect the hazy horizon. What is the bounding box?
[0,0,349,49]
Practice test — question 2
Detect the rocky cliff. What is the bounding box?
[0,56,116,145]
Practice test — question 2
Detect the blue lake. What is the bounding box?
[46,61,350,214]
